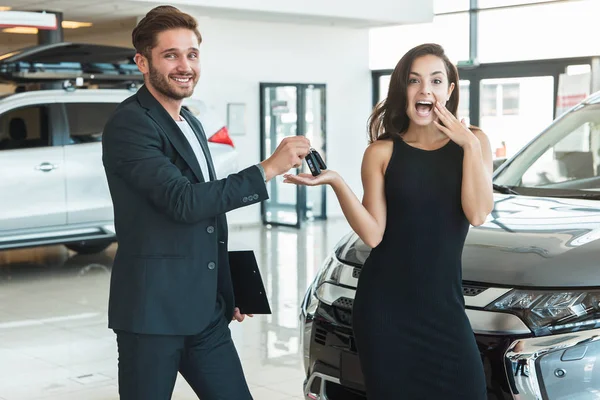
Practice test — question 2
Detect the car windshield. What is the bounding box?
[494,102,600,199]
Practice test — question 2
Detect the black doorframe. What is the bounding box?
[259,82,327,228]
[372,56,595,126]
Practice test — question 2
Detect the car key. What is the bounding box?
[306,148,327,176]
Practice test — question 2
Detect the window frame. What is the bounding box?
[372,56,596,127]
[0,103,64,150]
[61,102,120,146]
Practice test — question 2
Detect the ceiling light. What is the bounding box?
[62,20,93,29]
[0,6,12,11]
[1,20,92,34]
[2,27,37,34]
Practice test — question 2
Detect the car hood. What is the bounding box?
[335,194,600,288]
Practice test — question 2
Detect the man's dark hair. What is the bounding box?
[132,5,202,59]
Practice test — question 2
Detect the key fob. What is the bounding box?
[306,148,327,176]
[312,149,327,170]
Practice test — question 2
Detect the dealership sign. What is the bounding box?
[0,11,57,30]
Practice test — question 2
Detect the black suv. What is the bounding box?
[301,92,600,399]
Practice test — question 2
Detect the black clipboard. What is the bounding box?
[228,250,272,315]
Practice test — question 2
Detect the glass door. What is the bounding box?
[260,83,327,228]
[301,85,326,221]
[261,84,300,227]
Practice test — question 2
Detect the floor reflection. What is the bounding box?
[0,244,115,282]
[0,218,351,400]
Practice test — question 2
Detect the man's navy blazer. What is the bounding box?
[102,85,268,335]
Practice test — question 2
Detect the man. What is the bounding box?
[102,6,310,399]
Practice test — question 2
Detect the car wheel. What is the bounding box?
[65,239,114,254]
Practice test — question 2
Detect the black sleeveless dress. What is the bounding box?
[352,136,487,399]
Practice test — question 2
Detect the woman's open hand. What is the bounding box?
[283,170,340,186]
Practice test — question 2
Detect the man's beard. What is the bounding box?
[148,62,197,101]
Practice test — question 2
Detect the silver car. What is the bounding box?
[0,44,238,254]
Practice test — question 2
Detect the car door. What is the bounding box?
[62,101,119,225]
[0,103,67,232]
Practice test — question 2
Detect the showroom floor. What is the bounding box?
[0,218,351,400]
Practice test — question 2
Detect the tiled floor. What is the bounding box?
[0,218,352,400]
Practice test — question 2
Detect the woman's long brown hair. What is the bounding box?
[368,43,460,143]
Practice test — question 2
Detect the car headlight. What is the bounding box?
[302,285,319,316]
[302,254,344,317]
[486,289,600,335]
[314,254,344,288]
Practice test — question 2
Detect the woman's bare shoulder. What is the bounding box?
[366,138,394,153]
[364,138,395,173]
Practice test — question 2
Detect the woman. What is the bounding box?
[284,43,493,398]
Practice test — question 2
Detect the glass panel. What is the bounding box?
[556,68,591,118]
[495,103,600,193]
[263,86,299,226]
[520,121,600,188]
[369,12,470,69]
[303,86,326,220]
[0,105,50,150]
[479,76,554,160]
[502,84,520,116]
[65,103,118,144]
[378,74,391,102]
[481,83,498,117]
[458,79,470,125]
[496,104,600,195]
[478,0,600,62]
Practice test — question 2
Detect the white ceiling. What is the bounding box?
[2,0,154,23]
[1,0,424,27]
[0,0,430,50]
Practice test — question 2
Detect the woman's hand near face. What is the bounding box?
[432,101,478,148]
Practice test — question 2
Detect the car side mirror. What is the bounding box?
[493,158,507,172]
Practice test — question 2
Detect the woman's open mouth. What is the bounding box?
[415,100,434,117]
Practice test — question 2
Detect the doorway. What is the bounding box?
[260,83,327,228]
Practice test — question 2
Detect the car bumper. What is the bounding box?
[301,301,600,400]
[504,327,600,399]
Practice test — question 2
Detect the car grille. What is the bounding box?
[352,269,487,298]
[315,327,328,345]
[332,297,354,326]
[463,284,488,297]
[332,297,354,310]
[326,286,490,327]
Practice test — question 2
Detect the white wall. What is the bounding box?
[0,18,372,226]
[194,17,371,225]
